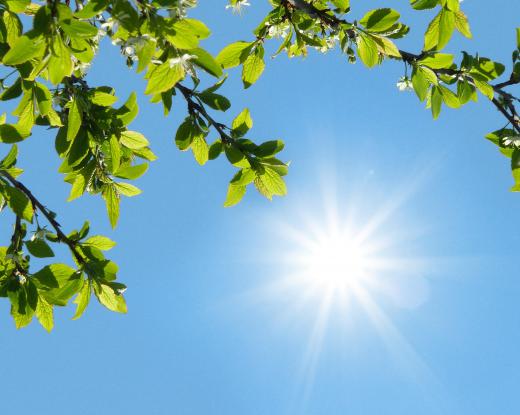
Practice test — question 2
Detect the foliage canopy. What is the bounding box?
[0,0,518,330]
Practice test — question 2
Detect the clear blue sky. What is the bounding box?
[1,1,519,414]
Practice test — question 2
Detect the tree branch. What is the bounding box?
[0,170,86,265]
[176,83,234,144]
[281,0,520,130]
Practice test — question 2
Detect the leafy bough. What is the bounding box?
[0,0,288,330]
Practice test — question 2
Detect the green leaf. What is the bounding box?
[94,281,127,313]
[454,11,472,38]
[5,0,30,13]
[67,97,82,141]
[0,144,18,168]
[216,41,252,69]
[33,264,76,287]
[136,37,156,73]
[470,58,505,81]
[208,140,223,160]
[198,92,230,111]
[67,130,90,167]
[175,117,199,151]
[90,91,118,106]
[360,9,400,33]
[115,182,141,197]
[2,34,44,65]
[256,167,287,199]
[225,145,249,168]
[120,131,149,149]
[224,183,246,207]
[424,11,441,51]
[242,46,265,88]
[191,47,223,78]
[4,10,22,46]
[438,85,460,108]
[103,185,120,228]
[3,185,33,221]
[412,67,430,101]
[472,75,494,100]
[72,279,90,320]
[457,80,477,104]
[232,108,253,137]
[48,34,73,84]
[191,135,209,166]
[115,92,138,125]
[111,0,139,31]
[437,8,455,50]
[110,135,121,173]
[75,0,108,18]
[230,168,256,186]
[84,235,116,251]
[410,0,438,10]
[26,238,54,258]
[144,62,185,95]
[331,0,350,13]
[60,19,98,39]
[35,295,53,332]
[0,123,30,143]
[419,53,453,69]
[114,163,148,180]
[167,18,210,49]
[36,265,82,306]
[357,33,380,68]
[431,86,442,119]
[254,140,285,158]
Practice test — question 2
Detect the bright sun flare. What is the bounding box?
[304,234,368,289]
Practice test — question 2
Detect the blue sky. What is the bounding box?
[1,1,519,414]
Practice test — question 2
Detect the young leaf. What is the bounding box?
[360,9,400,33]
[103,185,120,228]
[216,41,252,69]
[357,33,380,68]
[115,182,141,197]
[2,34,44,65]
[35,295,53,332]
[224,183,246,207]
[120,131,149,149]
[67,97,82,141]
[26,238,54,258]
[232,108,253,137]
[242,46,265,88]
[437,9,455,50]
[94,282,127,313]
[72,280,90,320]
[144,62,185,95]
[191,135,209,165]
[3,185,33,222]
[84,235,116,251]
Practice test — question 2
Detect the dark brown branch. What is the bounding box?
[281,0,519,132]
[0,170,86,265]
[176,84,234,144]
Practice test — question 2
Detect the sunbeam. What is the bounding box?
[259,178,440,410]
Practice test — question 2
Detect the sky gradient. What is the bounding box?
[1,1,519,414]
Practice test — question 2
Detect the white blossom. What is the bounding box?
[268,23,289,39]
[169,54,195,75]
[503,135,520,148]
[225,0,250,14]
[396,76,413,92]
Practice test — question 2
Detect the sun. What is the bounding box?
[303,232,369,290]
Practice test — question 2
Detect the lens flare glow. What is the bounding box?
[303,232,368,290]
[244,175,439,409]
